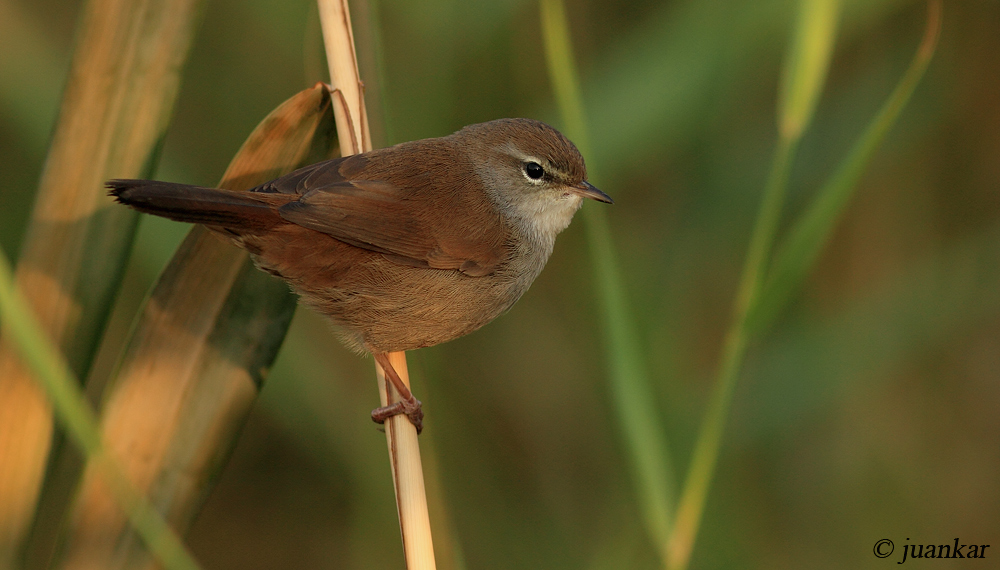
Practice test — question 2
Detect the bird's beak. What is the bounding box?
[570,180,614,204]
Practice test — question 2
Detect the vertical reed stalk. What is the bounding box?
[316,2,437,568]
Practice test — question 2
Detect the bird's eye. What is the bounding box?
[524,161,545,180]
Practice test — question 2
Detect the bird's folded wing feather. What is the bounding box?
[269,158,507,277]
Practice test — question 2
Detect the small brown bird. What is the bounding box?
[109,118,611,432]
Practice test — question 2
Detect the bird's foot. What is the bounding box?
[371,397,423,434]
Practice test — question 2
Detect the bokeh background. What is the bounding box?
[1,0,998,568]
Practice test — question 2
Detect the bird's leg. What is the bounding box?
[371,352,424,434]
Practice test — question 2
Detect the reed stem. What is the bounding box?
[316,2,437,568]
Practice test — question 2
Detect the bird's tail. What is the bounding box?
[107,180,284,232]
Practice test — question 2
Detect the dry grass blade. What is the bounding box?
[51,84,334,570]
[316,1,437,568]
[0,0,203,564]
[0,250,201,570]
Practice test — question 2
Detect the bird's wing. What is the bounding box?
[269,156,508,277]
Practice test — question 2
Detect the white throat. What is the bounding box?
[506,190,583,241]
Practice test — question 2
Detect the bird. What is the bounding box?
[108,118,612,433]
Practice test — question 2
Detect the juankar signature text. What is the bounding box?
[873,538,991,564]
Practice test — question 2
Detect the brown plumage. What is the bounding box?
[108,118,611,431]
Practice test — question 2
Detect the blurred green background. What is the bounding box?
[1,0,998,568]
